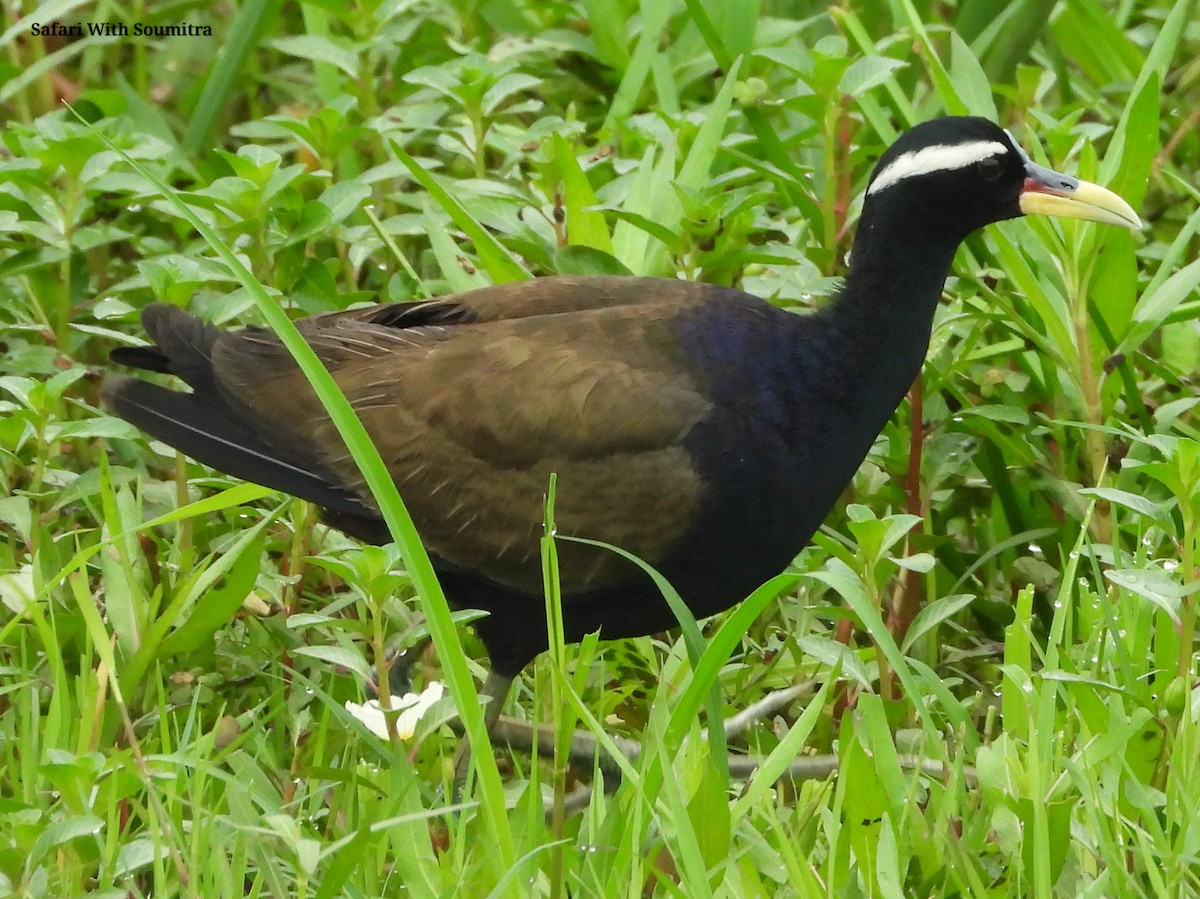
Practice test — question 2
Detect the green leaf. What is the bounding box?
[948,31,997,119]
[676,57,742,193]
[706,0,760,61]
[184,0,278,153]
[1162,320,1200,376]
[553,245,633,277]
[318,180,370,223]
[482,73,541,116]
[970,0,1055,82]
[423,201,488,293]
[580,0,629,69]
[838,56,907,98]
[1002,586,1035,741]
[54,417,142,440]
[596,206,685,256]
[1119,257,1200,357]
[732,673,835,816]
[1050,0,1143,86]
[552,133,612,254]
[392,140,529,284]
[158,534,266,658]
[688,748,733,874]
[902,594,975,652]
[269,35,360,79]
[795,635,872,687]
[603,0,672,129]
[893,0,960,114]
[1079,487,1173,531]
[134,483,276,530]
[955,404,1031,424]
[293,645,372,681]
[1105,569,1195,626]
[31,815,103,865]
[402,65,463,101]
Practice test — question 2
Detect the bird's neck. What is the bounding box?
[839,217,959,378]
[809,218,961,439]
[842,211,959,320]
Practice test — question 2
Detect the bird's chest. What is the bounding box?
[653,408,826,610]
[658,303,914,608]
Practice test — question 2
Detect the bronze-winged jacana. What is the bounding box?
[105,117,1140,725]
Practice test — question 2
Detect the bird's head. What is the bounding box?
[863,117,1141,241]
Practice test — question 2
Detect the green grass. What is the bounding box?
[1,0,1199,895]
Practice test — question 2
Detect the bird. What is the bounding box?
[104,117,1140,729]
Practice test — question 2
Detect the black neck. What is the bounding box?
[807,210,962,446]
[848,208,957,357]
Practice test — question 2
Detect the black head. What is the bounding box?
[863,116,1140,242]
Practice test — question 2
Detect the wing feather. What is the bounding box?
[208,285,719,593]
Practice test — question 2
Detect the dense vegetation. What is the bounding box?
[1,0,1198,895]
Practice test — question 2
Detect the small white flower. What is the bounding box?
[345,681,445,740]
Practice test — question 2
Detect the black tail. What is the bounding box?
[104,304,377,522]
[109,303,226,391]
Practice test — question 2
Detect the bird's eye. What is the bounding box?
[977,156,1004,181]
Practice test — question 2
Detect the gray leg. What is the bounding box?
[385,635,433,696]
[452,670,514,790]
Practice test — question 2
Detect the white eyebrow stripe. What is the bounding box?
[868,140,1009,196]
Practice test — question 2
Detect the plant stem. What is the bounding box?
[1179,504,1197,679]
[1071,283,1112,544]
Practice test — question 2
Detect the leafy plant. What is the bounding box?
[1,0,1198,895]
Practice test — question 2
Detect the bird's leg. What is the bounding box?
[485,679,822,786]
[384,635,433,697]
[478,668,513,733]
[452,669,514,791]
[488,715,628,787]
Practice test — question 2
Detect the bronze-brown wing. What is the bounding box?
[211,296,715,595]
[292,275,724,341]
[380,275,721,325]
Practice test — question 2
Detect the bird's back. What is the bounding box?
[108,279,822,575]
